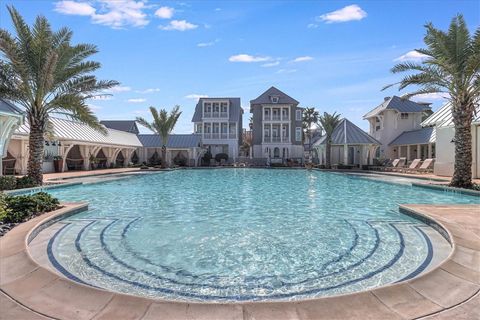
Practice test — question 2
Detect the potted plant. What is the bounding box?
[89,154,98,170]
[53,156,63,173]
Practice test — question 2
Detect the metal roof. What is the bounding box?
[314,118,380,146]
[363,96,431,119]
[192,98,243,122]
[250,86,300,106]
[15,117,142,147]
[0,99,23,117]
[100,120,139,134]
[421,102,480,128]
[137,134,202,148]
[389,127,436,146]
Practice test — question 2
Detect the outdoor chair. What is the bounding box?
[410,158,435,173]
[384,158,406,172]
[398,159,422,173]
[2,158,16,175]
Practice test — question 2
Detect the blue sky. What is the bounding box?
[0,0,478,133]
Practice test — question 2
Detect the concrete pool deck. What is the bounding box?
[0,203,479,320]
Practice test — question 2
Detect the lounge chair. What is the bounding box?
[398,159,422,173]
[369,159,392,171]
[384,158,406,171]
[410,158,435,173]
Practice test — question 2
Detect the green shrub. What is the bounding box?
[0,176,17,191]
[0,194,11,222]
[1,192,60,224]
[214,153,229,163]
[15,176,36,189]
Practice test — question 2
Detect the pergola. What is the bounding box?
[0,99,24,176]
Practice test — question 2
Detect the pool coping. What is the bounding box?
[0,203,479,320]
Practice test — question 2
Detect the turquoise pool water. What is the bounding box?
[45,169,477,301]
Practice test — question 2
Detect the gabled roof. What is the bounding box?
[0,99,23,117]
[15,117,142,147]
[314,118,380,146]
[389,127,436,146]
[250,86,299,106]
[138,134,202,148]
[100,120,139,134]
[421,102,480,128]
[363,96,431,119]
[191,97,243,122]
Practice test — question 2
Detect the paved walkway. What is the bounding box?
[1,203,479,319]
[44,168,140,181]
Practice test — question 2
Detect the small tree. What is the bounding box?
[302,107,320,161]
[136,106,182,168]
[318,112,341,169]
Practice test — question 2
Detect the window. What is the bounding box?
[264,108,270,120]
[271,96,279,103]
[204,103,212,113]
[220,102,228,112]
[401,113,409,119]
[295,127,302,141]
[296,109,302,121]
[213,103,220,113]
[195,124,202,133]
[282,108,288,120]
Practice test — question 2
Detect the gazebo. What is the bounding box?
[0,99,24,176]
[313,118,380,167]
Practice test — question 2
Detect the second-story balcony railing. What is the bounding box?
[264,137,271,143]
[221,133,228,139]
[272,136,281,142]
[220,112,228,118]
[204,112,228,118]
[204,112,212,118]
[203,133,237,140]
[271,115,281,121]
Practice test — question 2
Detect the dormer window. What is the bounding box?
[400,113,409,119]
[271,96,279,103]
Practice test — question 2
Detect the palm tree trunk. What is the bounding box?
[325,139,332,169]
[161,146,167,169]
[450,106,473,189]
[27,121,45,185]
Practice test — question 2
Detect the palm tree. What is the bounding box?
[0,7,118,185]
[318,112,341,169]
[136,106,182,168]
[302,107,319,161]
[384,15,479,189]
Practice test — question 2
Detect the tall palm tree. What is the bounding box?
[0,7,118,185]
[384,15,479,189]
[318,112,341,169]
[136,106,182,168]
[302,107,319,161]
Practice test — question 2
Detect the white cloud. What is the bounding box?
[91,95,113,100]
[54,0,149,29]
[54,1,96,15]
[127,98,146,103]
[261,61,280,67]
[136,88,160,93]
[185,94,208,100]
[307,23,318,29]
[197,39,220,47]
[160,20,198,31]
[214,8,221,11]
[413,92,449,101]
[229,54,271,63]
[292,56,313,63]
[87,103,102,111]
[317,5,367,23]
[154,6,174,19]
[394,50,429,62]
[106,85,131,93]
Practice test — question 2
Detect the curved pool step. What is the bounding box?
[46,216,443,301]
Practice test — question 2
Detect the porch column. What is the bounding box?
[406,145,410,162]
[417,144,421,159]
[343,144,348,164]
[428,143,432,159]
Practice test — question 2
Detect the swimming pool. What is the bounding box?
[40,169,477,301]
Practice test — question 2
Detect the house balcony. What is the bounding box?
[203,133,237,140]
[203,112,229,119]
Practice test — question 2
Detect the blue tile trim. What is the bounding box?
[396,226,433,282]
[46,223,91,286]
